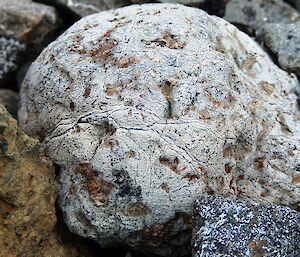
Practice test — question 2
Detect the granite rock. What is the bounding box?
[192,195,300,257]
[19,3,300,256]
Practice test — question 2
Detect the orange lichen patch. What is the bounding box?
[160,183,170,193]
[260,81,275,95]
[223,146,233,157]
[75,163,114,207]
[124,202,150,216]
[199,109,211,120]
[83,86,91,97]
[183,174,200,182]
[161,81,174,103]
[253,157,266,172]
[225,163,232,174]
[248,240,265,257]
[159,156,180,174]
[161,32,185,49]
[105,85,118,96]
[292,174,300,184]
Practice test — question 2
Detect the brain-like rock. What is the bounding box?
[19,4,300,256]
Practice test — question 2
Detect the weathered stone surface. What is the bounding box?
[0,89,19,118]
[0,104,57,257]
[0,0,60,51]
[19,3,300,256]
[192,196,300,257]
[0,37,25,84]
[225,0,300,32]
[257,22,300,77]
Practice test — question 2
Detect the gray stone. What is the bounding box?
[0,0,61,52]
[225,0,300,31]
[19,3,300,256]
[0,37,25,82]
[257,22,300,77]
[0,89,19,119]
[192,195,300,257]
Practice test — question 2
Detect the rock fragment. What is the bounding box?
[257,22,300,77]
[19,3,300,256]
[225,0,300,32]
[0,104,57,257]
[0,89,19,118]
[192,195,300,257]
[0,37,25,86]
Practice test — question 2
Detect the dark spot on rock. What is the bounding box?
[242,6,256,21]
[253,157,265,172]
[159,156,180,174]
[123,202,150,216]
[83,86,91,97]
[70,101,75,111]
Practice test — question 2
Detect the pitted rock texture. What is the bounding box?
[0,104,57,257]
[0,37,25,82]
[225,0,300,33]
[192,196,300,257]
[257,21,300,77]
[19,3,300,256]
[0,0,60,53]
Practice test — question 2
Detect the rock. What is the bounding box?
[0,0,61,52]
[19,3,300,256]
[0,89,19,118]
[0,37,25,86]
[0,104,57,257]
[46,0,132,17]
[257,22,300,77]
[192,195,300,257]
[225,0,300,32]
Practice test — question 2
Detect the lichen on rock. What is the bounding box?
[19,3,300,256]
[192,195,300,257]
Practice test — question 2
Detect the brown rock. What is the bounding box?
[0,89,19,119]
[0,104,57,256]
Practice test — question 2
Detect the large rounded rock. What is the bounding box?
[19,4,300,256]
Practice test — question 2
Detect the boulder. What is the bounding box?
[192,196,300,257]
[19,4,300,256]
[257,21,300,77]
[0,104,57,256]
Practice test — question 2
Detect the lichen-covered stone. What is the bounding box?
[225,0,300,32]
[0,89,19,119]
[0,37,25,82]
[0,0,60,50]
[192,196,300,257]
[257,22,300,77]
[19,3,300,256]
[0,104,57,257]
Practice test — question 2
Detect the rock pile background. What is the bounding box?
[1,1,299,257]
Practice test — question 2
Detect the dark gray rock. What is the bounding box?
[257,22,300,77]
[225,0,300,32]
[0,37,25,84]
[192,195,300,257]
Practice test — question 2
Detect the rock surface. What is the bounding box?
[257,21,300,77]
[225,0,300,32]
[0,104,57,257]
[0,0,60,51]
[0,89,19,118]
[19,3,300,256]
[192,196,300,257]
[0,37,25,86]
